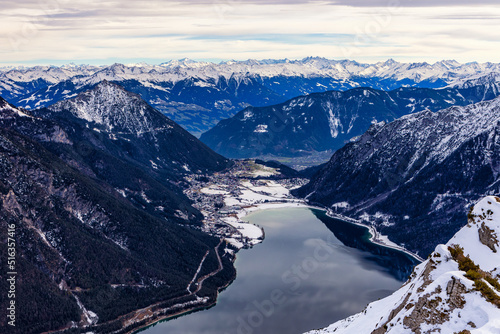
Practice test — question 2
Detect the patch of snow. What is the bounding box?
[175,210,189,220]
[242,180,290,198]
[201,187,229,195]
[74,295,99,326]
[222,216,263,240]
[243,110,254,120]
[116,189,127,197]
[376,234,401,249]
[225,238,244,249]
[140,191,151,204]
[254,124,269,133]
[332,202,350,210]
[325,101,342,138]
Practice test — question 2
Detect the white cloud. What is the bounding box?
[1,1,499,64]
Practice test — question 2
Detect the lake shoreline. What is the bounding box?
[148,204,417,334]
[323,210,425,262]
[236,200,424,263]
[133,164,422,333]
[128,275,236,334]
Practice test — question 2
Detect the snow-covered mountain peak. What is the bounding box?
[436,59,461,69]
[4,59,500,86]
[46,81,172,135]
[306,196,500,334]
[448,72,500,89]
[160,58,210,69]
[0,64,102,84]
[381,58,397,66]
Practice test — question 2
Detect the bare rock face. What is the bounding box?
[403,287,448,334]
[401,278,467,334]
[446,277,467,308]
[479,222,499,253]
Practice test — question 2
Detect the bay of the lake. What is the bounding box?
[139,207,419,334]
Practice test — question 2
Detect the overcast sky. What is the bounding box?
[1,0,499,65]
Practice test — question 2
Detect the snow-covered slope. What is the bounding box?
[306,196,500,334]
[0,64,102,110]
[37,81,230,175]
[0,96,31,119]
[46,80,171,135]
[448,73,500,102]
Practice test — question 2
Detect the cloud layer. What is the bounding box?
[1,0,499,65]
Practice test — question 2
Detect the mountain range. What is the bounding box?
[2,59,500,333]
[294,96,500,257]
[2,58,500,135]
[200,83,500,158]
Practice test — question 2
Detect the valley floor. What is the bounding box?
[117,160,424,334]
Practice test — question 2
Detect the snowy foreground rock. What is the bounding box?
[306,196,500,334]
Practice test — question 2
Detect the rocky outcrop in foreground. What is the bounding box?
[306,196,500,334]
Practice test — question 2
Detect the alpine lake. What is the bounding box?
[139,207,419,334]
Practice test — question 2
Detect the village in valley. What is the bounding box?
[184,160,309,249]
